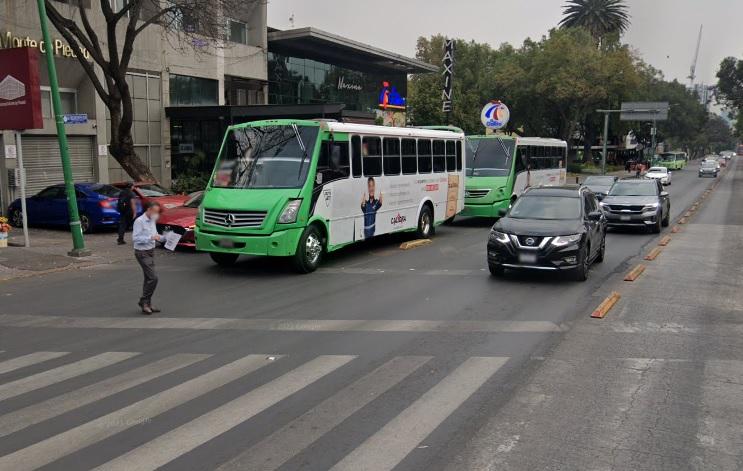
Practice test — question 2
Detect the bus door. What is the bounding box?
[314,138,353,246]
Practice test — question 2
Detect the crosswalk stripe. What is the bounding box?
[0,352,138,402]
[0,352,69,375]
[0,354,276,471]
[217,356,433,471]
[330,356,509,471]
[0,353,209,439]
[95,355,356,471]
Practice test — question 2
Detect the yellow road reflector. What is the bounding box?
[644,246,663,261]
[591,292,621,319]
[624,264,646,282]
[659,236,672,246]
[400,239,432,250]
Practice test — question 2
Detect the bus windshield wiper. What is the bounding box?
[294,124,310,180]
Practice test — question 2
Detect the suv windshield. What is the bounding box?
[583,176,615,185]
[509,195,581,220]
[466,138,515,177]
[609,182,657,196]
[212,125,319,189]
[137,184,173,197]
[702,162,717,168]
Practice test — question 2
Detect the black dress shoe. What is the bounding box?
[117,240,126,245]
[150,306,161,313]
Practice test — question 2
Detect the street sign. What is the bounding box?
[620,102,669,121]
[0,47,43,130]
[63,113,88,124]
[442,39,454,114]
[481,100,510,129]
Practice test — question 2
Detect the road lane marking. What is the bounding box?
[0,353,209,438]
[0,315,562,333]
[217,356,433,471]
[0,352,137,402]
[591,292,621,319]
[0,354,276,471]
[329,356,508,471]
[94,355,356,471]
[0,352,69,375]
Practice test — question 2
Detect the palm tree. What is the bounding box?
[560,0,630,42]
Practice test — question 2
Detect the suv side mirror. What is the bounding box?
[498,208,508,217]
[596,193,605,201]
[660,191,669,198]
[587,211,603,221]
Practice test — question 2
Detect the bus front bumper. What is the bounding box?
[461,199,510,218]
[195,227,303,257]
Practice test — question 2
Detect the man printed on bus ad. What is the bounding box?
[361,177,383,239]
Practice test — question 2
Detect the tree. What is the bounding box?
[44,0,256,182]
[716,56,743,138]
[559,0,630,44]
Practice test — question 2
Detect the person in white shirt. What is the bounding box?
[132,202,162,314]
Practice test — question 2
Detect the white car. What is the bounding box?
[645,166,672,185]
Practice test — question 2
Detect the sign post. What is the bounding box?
[36,0,90,257]
[14,132,30,248]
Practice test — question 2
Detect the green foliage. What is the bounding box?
[559,0,630,43]
[716,56,743,138]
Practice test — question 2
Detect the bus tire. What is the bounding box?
[416,204,434,239]
[293,224,324,274]
[210,252,239,266]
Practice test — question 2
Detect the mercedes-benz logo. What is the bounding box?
[525,237,536,246]
[224,213,236,227]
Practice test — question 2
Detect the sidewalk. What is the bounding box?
[0,228,134,280]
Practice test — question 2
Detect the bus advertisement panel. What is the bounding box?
[195,120,465,273]
[462,136,567,218]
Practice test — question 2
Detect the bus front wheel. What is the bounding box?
[210,252,239,266]
[293,225,324,274]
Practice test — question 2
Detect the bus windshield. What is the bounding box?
[212,125,320,189]
[466,138,515,177]
[660,153,678,162]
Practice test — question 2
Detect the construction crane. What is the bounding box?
[688,25,703,88]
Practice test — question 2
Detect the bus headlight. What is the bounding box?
[278,199,302,224]
[552,234,582,247]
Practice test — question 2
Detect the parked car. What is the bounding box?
[599,179,670,233]
[644,166,672,185]
[699,160,719,178]
[8,183,122,233]
[155,191,203,248]
[112,182,190,213]
[487,186,606,281]
[582,175,618,199]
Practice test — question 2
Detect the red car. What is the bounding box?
[156,191,203,248]
[113,182,190,214]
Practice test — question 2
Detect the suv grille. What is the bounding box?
[466,189,490,199]
[203,208,267,228]
[515,235,546,247]
[606,205,645,213]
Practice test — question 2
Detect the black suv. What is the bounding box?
[487,186,607,281]
[599,179,670,233]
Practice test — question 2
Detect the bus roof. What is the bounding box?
[466,135,567,147]
[226,119,465,139]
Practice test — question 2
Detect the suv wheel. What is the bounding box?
[9,208,23,228]
[573,245,589,282]
[595,235,606,263]
[662,208,670,227]
[651,212,662,233]
[489,263,505,277]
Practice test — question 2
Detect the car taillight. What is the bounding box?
[99,198,116,209]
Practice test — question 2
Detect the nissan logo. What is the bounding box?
[224,213,236,227]
[525,237,536,246]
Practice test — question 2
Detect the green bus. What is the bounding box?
[461,136,568,218]
[195,119,466,272]
[657,152,688,170]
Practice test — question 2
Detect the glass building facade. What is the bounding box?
[267,52,408,113]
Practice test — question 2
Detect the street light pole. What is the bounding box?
[35,0,90,257]
[601,112,610,176]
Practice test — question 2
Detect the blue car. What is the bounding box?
[8,183,122,233]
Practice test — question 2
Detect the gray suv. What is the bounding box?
[599,179,670,233]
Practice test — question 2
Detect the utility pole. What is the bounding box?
[36,0,90,257]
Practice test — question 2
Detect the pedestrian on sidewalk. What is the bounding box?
[116,182,137,245]
[133,201,162,315]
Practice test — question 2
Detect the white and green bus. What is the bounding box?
[196,119,465,272]
[461,136,568,217]
[657,151,688,170]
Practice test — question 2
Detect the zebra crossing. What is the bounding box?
[0,350,509,470]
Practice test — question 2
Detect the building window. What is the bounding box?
[228,19,248,45]
[169,74,218,106]
[40,87,77,118]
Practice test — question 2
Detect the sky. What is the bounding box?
[267,0,743,87]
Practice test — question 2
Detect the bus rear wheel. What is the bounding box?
[293,225,324,274]
[210,252,239,266]
[416,205,434,239]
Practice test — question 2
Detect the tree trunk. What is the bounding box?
[108,99,156,183]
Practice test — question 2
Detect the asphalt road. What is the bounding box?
[0,163,723,470]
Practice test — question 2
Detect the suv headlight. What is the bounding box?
[278,199,302,224]
[490,230,510,244]
[552,234,582,247]
[643,203,659,211]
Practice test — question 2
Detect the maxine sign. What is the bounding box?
[0,47,42,130]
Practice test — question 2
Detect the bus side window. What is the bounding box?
[445,141,456,171]
[433,140,446,173]
[317,141,350,184]
[515,146,527,174]
[351,136,362,177]
[383,138,401,175]
[363,136,382,176]
[456,141,463,171]
[402,139,417,174]
[418,139,432,173]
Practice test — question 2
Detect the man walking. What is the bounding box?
[117,182,137,245]
[133,202,162,315]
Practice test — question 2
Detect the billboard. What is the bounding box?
[0,47,42,130]
[620,102,669,122]
[442,39,454,113]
